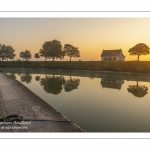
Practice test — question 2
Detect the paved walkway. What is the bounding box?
[0,72,84,132]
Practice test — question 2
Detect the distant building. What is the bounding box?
[101,49,125,61]
[100,78,124,90]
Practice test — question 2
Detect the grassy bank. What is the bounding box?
[0,61,150,73]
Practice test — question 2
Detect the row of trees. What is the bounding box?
[38,40,80,61]
[0,40,80,61]
[20,40,80,61]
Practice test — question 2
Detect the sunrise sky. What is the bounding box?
[1,18,150,61]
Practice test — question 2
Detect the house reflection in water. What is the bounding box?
[100,78,124,90]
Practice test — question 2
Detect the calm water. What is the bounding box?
[2,68,150,132]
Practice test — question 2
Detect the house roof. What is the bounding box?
[101,49,125,57]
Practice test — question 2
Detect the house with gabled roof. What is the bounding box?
[101,49,125,61]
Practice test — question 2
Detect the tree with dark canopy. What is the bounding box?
[63,44,80,61]
[0,44,7,61]
[128,43,149,61]
[40,75,64,95]
[63,76,80,92]
[39,48,49,61]
[34,53,40,61]
[19,51,24,61]
[127,81,148,98]
[0,44,16,61]
[20,50,32,61]
[39,40,64,61]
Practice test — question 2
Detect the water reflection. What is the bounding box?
[63,76,80,92]
[35,76,40,81]
[100,78,124,90]
[5,70,149,98]
[6,72,81,95]
[17,73,22,76]
[20,73,32,84]
[40,75,80,94]
[127,81,148,98]
[40,75,64,95]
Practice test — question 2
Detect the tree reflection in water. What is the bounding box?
[127,81,148,98]
[40,75,80,95]
[63,76,80,92]
[7,73,16,79]
[35,76,40,81]
[20,73,32,84]
[40,75,64,95]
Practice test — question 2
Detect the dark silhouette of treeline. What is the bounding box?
[0,39,80,61]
